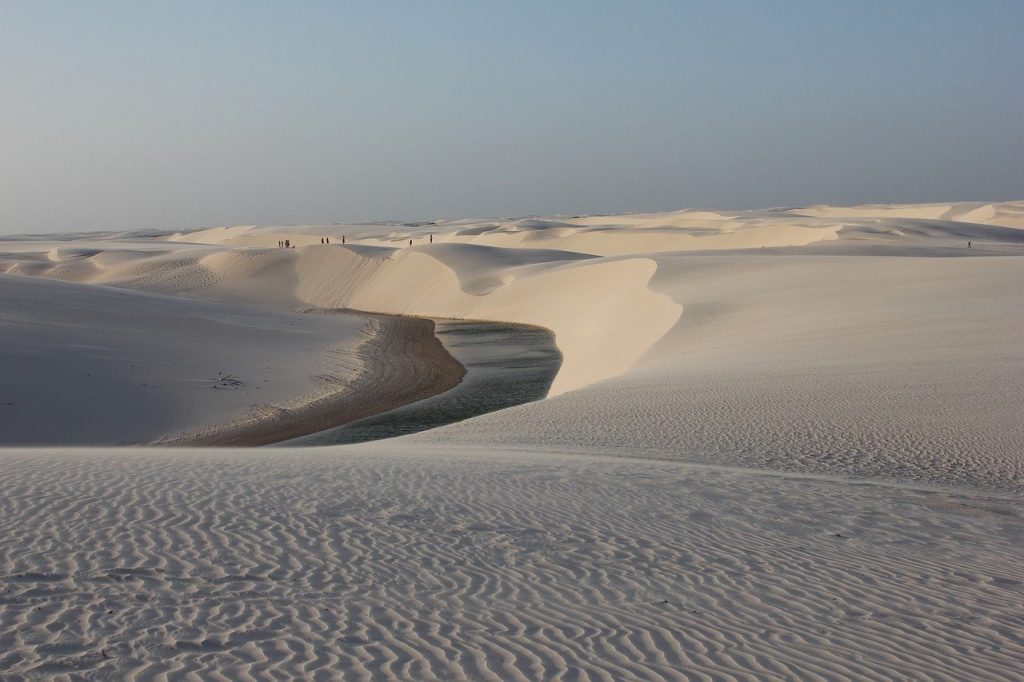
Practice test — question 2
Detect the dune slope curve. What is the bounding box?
[294,245,683,396]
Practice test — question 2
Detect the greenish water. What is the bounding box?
[281,320,560,446]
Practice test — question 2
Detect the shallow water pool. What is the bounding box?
[281,320,560,446]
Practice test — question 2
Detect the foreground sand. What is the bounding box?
[1,201,1022,679]
[0,446,1020,680]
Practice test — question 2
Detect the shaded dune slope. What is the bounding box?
[156,315,465,446]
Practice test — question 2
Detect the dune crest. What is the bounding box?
[5,200,1023,403]
[294,246,682,395]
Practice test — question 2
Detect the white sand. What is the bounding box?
[0,447,1020,680]
[0,275,370,445]
[418,254,1024,491]
[1,200,1022,679]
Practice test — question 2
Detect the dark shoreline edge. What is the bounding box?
[156,311,467,447]
[283,319,560,447]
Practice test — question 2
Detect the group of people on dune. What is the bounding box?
[275,236,347,248]
[275,233,437,248]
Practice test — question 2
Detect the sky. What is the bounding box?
[1,1,1022,234]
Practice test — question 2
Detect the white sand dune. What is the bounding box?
[7,238,683,396]
[0,275,371,445]
[1,200,1022,679]
[419,253,1024,492]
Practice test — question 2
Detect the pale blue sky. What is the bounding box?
[1,1,1021,234]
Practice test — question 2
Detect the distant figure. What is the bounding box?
[409,239,413,246]
[429,234,433,243]
[968,241,972,249]
[326,237,330,244]
[285,239,290,248]
[342,236,346,244]
[320,237,324,244]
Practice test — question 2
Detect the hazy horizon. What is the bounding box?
[2,1,1022,235]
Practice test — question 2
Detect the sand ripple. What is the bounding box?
[0,447,1020,680]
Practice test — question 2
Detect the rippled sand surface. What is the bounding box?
[1,447,1021,680]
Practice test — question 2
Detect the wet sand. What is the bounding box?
[160,313,466,446]
[284,319,561,446]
